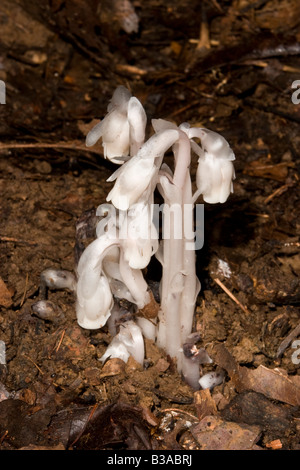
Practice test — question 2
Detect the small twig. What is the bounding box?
[0,430,8,446]
[55,328,66,353]
[161,408,198,421]
[48,327,67,358]
[245,212,269,218]
[213,277,249,315]
[169,100,202,118]
[276,322,300,357]
[0,140,103,157]
[20,273,29,307]
[0,236,38,246]
[24,355,44,375]
[196,2,211,51]
[264,183,291,204]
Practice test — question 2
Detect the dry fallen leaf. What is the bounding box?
[210,343,300,406]
[188,415,261,450]
[194,389,218,421]
[243,158,294,182]
[239,365,300,406]
[0,277,13,308]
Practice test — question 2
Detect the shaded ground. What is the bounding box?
[0,0,299,450]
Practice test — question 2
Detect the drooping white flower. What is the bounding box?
[106,128,180,210]
[120,202,159,269]
[76,237,117,329]
[99,320,145,365]
[117,320,144,365]
[106,155,158,210]
[183,126,235,204]
[86,86,147,163]
[196,151,235,203]
[99,336,130,364]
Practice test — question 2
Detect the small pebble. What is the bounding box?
[33,159,52,174]
[199,370,225,390]
[31,300,65,323]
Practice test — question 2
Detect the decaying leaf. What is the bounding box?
[221,390,296,435]
[0,277,13,308]
[187,415,261,450]
[194,389,218,421]
[0,399,53,449]
[243,158,294,182]
[47,402,152,450]
[210,343,300,406]
[239,365,300,406]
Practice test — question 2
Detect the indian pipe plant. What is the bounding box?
[42,86,235,389]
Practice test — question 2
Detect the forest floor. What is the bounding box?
[0,0,299,450]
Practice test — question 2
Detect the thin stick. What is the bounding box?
[161,408,198,421]
[24,355,44,375]
[264,183,290,204]
[196,3,211,51]
[0,430,8,446]
[20,273,29,307]
[55,329,66,353]
[0,140,103,157]
[213,277,249,315]
[0,236,38,246]
[276,321,300,357]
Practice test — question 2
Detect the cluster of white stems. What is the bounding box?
[75,86,235,389]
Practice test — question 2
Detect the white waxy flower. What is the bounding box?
[117,320,144,365]
[106,128,179,210]
[185,127,235,204]
[99,336,130,364]
[40,268,76,291]
[99,320,144,365]
[121,202,159,269]
[76,237,117,329]
[196,152,235,203]
[199,370,225,390]
[85,86,147,163]
[106,155,158,210]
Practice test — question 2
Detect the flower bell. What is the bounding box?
[121,202,159,269]
[196,152,235,203]
[85,86,147,163]
[76,237,117,329]
[99,320,145,365]
[184,126,235,204]
[106,128,180,210]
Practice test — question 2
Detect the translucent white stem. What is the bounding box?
[157,130,200,381]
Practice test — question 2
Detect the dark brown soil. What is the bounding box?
[0,0,299,451]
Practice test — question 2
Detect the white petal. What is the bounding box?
[151,118,178,133]
[99,337,130,363]
[108,86,132,113]
[118,321,144,365]
[196,154,235,204]
[128,96,147,153]
[106,157,157,210]
[86,121,104,147]
[76,275,113,329]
